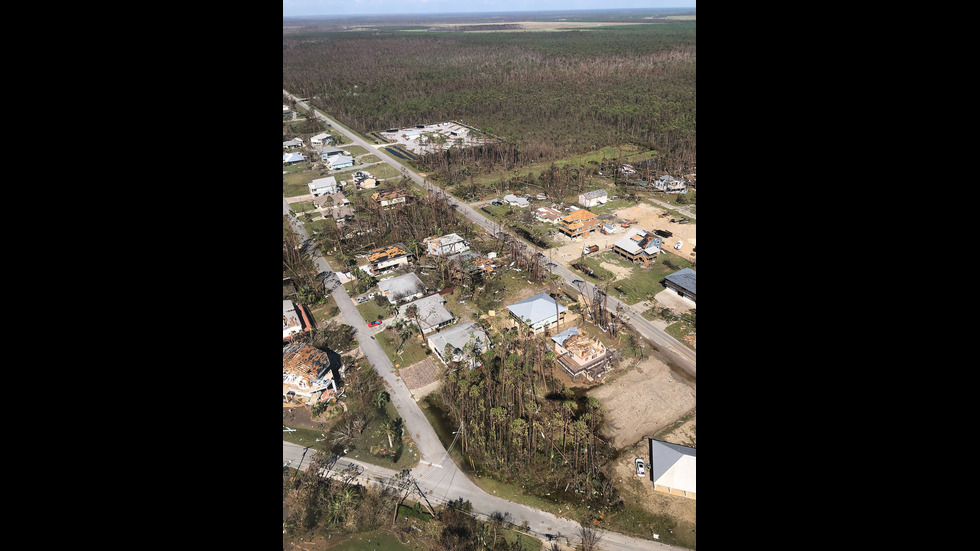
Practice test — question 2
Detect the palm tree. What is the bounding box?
[397,328,413,353]
[405,303,423,336]
[376,418,395,448]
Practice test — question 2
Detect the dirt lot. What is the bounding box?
[613,203,697,263]
[590,356,696,547]
[587,355,696,450]
[549,202,697,264]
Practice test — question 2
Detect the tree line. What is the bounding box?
[282,22,696,175]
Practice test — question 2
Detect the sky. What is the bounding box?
[283,0,696,18]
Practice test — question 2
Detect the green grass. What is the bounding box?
[343,145,369,157]
[375,330,430,368]
[282,425,330,448]
[325,530,414,551]
[610,254,695,305]
[283,168,317,197]
[356,299,392,323]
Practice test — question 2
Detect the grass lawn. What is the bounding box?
[321,529,415,551]
[283,167,317,197]
[282,425,331,448]
[343,145,369,157]
[612,256,695,305]
[375,330,430,368]
[356,299,391,324]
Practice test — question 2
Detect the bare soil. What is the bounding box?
[587,355,696,450]
[613,203,697,263]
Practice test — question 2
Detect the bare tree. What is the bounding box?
[578,523,603,551]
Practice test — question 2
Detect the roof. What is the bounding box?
[613,228,661,255]
[283,153,305,162]
[507,292,567,327]
[665,268,696,295]
[551,326,605,358]
[283,300,302,334]
[282,341,332,381]
[503,194,529,206]
[377,272,426,300]
[329,155,354,166]
[428,321,489,360]
[561,209,597,222]
[367,243,411,264]
[534,207,563,219]
[320,145,343,155]
[309,176,337,191]
[311,132,331,141]
[425,233,469,255]
[649,439,696,494]
[400,294,454,332]
[372,189,410,202]
[551,327,581,346]
[580,189,608,199]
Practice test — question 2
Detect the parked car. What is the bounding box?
[355,296,369,304]
[368,320,382,327]
[635,458,645,476]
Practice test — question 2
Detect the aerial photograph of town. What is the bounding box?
[283,2,695,549]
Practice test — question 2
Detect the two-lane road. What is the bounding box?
[283,90,694,377]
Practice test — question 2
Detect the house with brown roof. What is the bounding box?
[551,327,609,380]
[363,243,412,276]
[558,208,601,238]
[282,341,337,404]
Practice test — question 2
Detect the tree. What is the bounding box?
[397,328,413,353]
[405,303,423,335]
[375,418,396,448]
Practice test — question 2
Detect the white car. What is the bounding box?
[635,458,645,476]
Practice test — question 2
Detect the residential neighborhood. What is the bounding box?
[283,99,696,551]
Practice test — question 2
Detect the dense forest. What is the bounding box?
[282,21,695,174]
[436,322,623,514]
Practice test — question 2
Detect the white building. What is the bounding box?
[648,439,696,500]
[425,233,470,256]
[578,189,608,208]
[307,176,339,197]
[377,272,426,304]
[428,321,489,369]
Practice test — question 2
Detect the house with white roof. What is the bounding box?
[506,292,567,335]
[307,176,339,197]
[648,439,696,500]
[328,154,354,170]
[425,233,470,256]
[503,194,530,208]
[377,272,427,304]
[428,321,489,369]
[400,293,454,334]
[283,137,303,149]
[578,189,608,208]
[283,152,306,165]
[311,133,332,147]
[534,206,563,225]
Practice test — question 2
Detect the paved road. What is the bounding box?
[283,93,692,549]
[283,90,695,377]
